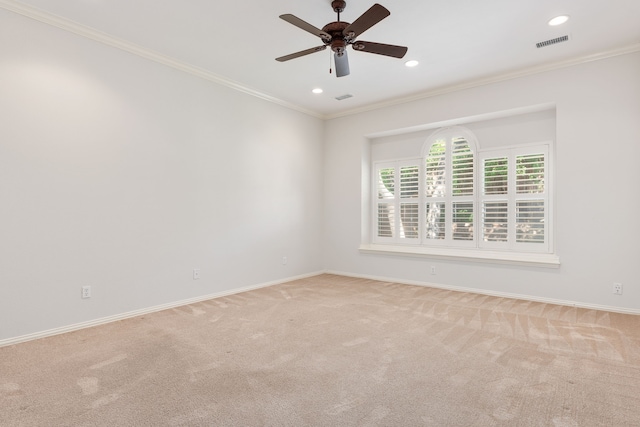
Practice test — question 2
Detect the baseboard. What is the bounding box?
[326,270,640,316]
[5,269,637,348]
[0,271,325,348]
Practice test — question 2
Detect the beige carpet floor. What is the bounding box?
[1,274,640,426]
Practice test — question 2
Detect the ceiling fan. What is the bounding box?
[276,1,408,77]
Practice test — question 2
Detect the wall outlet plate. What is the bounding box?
[81,286,91,299]
[613,283,623,295]
[193,268,201,280]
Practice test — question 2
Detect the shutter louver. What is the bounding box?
[377,168,395,199]
[425,141,446,198]
[483,202,508,242]
[426,202,445,239]
[484,157,508,195]
[452,138,474,196]
[377,203,394,238]
[400,166,419,198]
[516,154,545,194]
[400,203,419,238]
[399,165,420,240]
[452,202,474,240]
[516,200,545,243]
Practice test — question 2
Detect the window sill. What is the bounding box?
[359,244,560,268]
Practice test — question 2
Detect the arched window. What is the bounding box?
[372,125,551,255]
[423,127,477,246]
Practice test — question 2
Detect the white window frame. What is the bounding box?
[366,126,558,267]
[422,130,478,248]
[373,159,422,246]
[479,145,550,254]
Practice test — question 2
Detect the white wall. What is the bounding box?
[324,52,640,311]
[0,10,324,341]
[2,9,638,345]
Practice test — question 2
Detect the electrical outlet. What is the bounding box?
[81,286,91,299]
[430,266,436,275]
[613,283,623,295]
[193,268,201,280]
[282,256,288,265]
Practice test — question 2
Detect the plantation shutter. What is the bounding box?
[482,157,509,244]
[451,138,474,243]
[452,138,474,196]
[425,141,446,198]
[425,140,446,241]
[515,153,546,245]
[423,135,475,245]
[372,125,551,255]
[479,147,549,251]
[373,160,421,244]
[375,165,395,240]
[399,164,420,240]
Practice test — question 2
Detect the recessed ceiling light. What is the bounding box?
[548,15,569,26]
[312,88,323,94]
[405,60,419,67]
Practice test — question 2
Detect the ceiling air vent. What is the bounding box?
[335,94,353,101]
[536,35,569,48]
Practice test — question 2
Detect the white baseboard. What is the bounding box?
[325,270,640,316]
[0,271,324,348]
[4,269,637,348]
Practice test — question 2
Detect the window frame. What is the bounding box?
[422,131,478,248]
[373,158,423,246]
[479,145,550,254]
[368,126,557,267]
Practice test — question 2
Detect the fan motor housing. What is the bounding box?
[322,21,350,35]
[332,1,346,13]
[322,21,351,54]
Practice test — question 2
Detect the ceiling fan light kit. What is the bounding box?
[276,1,408,77]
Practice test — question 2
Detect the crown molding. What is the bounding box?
[325,43,640,120]
[0,0,323,119]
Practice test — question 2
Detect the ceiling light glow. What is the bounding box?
[405,60,419,67]
[312,88,323,94]
[548,15,569,26]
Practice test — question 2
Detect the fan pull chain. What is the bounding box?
[329,49,332,74]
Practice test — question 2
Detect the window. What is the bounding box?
[479,147,549,252]
[372,126,553,257]
[425,135,476,247]
[375,160,421,243]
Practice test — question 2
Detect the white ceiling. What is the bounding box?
[4,0,640,118]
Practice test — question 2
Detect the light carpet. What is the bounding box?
[1,274,640,426]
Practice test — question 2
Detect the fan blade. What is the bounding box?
[342,4,390,39]
[276,45,327,62]
[334,52,350,77]
[280,14,331,41]
[352,41,407,58]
